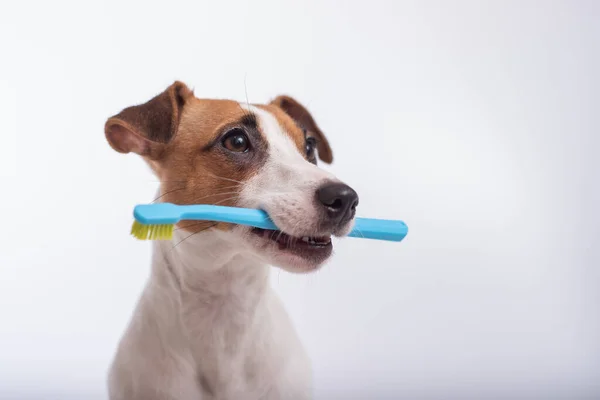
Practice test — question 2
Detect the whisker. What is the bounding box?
[152,186,242,205]
[193,190,242,203]
[286,219,304,249]
[244,73,251,110]
[151,183,242,203]
[212,196,241,205]
[170,222,219,251]
[235,100,253,119]
[275,228,285,243]
[204,171,246,186]
[353,225,365,239]
[151,186,186,203]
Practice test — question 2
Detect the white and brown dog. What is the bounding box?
[105,81,359,400]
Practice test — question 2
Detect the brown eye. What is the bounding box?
[222,129,250,153]
[305,137,317,164]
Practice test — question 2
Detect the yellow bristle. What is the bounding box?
[130,221,174,241]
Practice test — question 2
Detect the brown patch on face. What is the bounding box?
[160,100,269,233]
[105,82,269,235]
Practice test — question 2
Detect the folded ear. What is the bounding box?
[105,81,193,160]
[270,95,333,164]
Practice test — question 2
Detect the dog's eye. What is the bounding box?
[305,137,317,164]
[222,129,250,153]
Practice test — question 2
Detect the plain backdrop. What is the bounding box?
[1,0,599,398]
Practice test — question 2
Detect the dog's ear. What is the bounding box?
[270,95,333,164]
[105,81,193,160]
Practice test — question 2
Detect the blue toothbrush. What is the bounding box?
[131,203,408,243]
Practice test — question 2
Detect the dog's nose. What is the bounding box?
[316,182,359,225]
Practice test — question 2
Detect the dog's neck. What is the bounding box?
[155,228,270,305]
[148,229,280,393]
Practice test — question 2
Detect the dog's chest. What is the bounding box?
[180,288,304,398]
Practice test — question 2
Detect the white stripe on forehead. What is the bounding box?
[237,102,337,219]
[240,103,306,161]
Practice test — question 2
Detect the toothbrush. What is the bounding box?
[131,203,408,242]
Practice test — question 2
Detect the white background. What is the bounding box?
[1,0,599,398]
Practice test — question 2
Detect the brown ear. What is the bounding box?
[270,95,333,164]
[105,81,193,159]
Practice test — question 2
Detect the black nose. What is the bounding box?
[316,182,359,224]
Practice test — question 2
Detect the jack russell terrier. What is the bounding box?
[104,81,359,399]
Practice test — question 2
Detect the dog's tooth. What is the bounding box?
[301,237,310,243]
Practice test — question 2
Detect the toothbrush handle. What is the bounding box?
[171,205,408,242]
[179,205,279,230]
[348,218,408,242]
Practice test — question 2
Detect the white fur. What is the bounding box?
[108,228,312,400]
[239,106,337,235]
[108,106,351,399]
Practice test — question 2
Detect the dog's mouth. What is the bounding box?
[251,227,332,254]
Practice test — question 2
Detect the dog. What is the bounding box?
[104,81,359,399]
